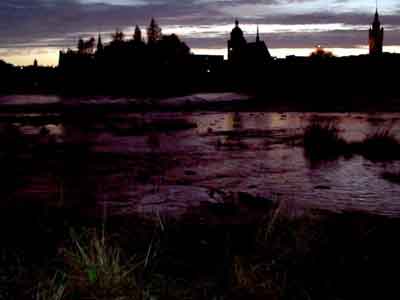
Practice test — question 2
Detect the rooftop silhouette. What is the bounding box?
[0,10,399,98]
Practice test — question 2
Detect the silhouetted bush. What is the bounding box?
[302,124,400,163]
[303,122,347,161]
[382,171,400,184]
[359,128,400,161]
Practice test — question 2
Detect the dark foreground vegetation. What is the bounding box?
[381,171,400,185]
[2,197,400,300]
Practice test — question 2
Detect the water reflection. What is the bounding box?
[220,112,246,150]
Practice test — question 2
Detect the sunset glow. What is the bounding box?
[5,45,400,67]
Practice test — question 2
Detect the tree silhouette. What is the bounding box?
[147,18,162,44]
[159,34,190,59]
[86,38,95,54]
[78,38,85,53]
[112,29,125,43]
[77,37,95,54]
[311,45,334,58]
[134,25,142,43]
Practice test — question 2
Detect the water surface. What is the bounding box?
[2,100,400,217]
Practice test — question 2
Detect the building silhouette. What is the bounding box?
[96,34,104,53]
[369,7,384,55]
[227,20,271,66]
[228,20,247,62]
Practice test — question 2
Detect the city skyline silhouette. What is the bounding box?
[0,0,399,66]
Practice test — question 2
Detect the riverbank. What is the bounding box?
[2,198,400,300]
[1,93,400,114]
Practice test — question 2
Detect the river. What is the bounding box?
[1,94,400,218]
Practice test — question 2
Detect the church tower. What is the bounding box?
[228,20,247,62]
[134,25,142,43]
[97,34,104,53]
[256,25,260,43]
[369,4,384,55]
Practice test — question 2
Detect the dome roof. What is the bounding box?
[231,20,244,38]
[231,26,243,35]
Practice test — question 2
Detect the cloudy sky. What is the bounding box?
[0,0,399,65]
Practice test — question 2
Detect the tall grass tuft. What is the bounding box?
[359,128,400,161]
[36,272,67,300]
[64,229,143,300]
[381,171,400,184]
[231,199,319,299]
[303,121,347,161]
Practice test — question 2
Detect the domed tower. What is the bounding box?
[228,20,247,62]
[369,7,384,55]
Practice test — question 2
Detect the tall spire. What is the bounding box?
[134,25,142,42]
[97,33,103,52]
[235,19,239,27]
[256,25,260,43]
[373,1,381,28]
[374,0,380,21]
[369,0,384,55]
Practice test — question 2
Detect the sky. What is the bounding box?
[0,0,400,66]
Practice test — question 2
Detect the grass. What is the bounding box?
[230,199,317,299]
[4,200,400,300]
[63,229,143,300]
[303,121,348,161]
[358,128,400,161]
[36,272,67,300]
[302,123,400,163]
[381,171,400,184]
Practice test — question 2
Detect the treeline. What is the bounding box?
[58,19,226,95]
